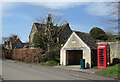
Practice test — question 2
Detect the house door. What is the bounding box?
[66,50,83,65]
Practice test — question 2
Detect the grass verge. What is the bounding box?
[92,66,97,69]
[40,60,59,66]
[94,63,120,78]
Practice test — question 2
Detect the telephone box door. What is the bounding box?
[97,44,107,69]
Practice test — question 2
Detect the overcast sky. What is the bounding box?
[1,1,118,43]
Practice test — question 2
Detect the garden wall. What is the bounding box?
[2,48,42,63]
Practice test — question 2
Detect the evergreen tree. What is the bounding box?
[89,27,108,40]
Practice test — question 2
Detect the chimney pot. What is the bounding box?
[64,21,67,24]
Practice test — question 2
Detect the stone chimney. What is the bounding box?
[64,21,69,26]
[46,14,52,24]
[64,21,67,25]
[13,35,17,40]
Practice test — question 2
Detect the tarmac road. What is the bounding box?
[2,60,86,80]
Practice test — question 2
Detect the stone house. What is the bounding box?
[60,31,97,68]
[29,14,72,46]
[4,35,24,49]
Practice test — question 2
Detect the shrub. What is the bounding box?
[40,60,59,66]
[33,33,47,50]
[55,57,60,63]
[2,48,42,63]
[38,50,59,63]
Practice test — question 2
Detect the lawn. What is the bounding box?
[94,63,120,78]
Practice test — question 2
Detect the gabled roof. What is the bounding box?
[56,23,69,36]
[53,26,59,32]
[33,23,45,32]
[32,22,69,37]
[57,26,64,34]
[74,31,97,49]
[29,23,45,38]
[9,37,22,46]
[13,38,22,44]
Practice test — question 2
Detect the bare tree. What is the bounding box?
[34,13,64,52]
[36,14,64,26]
[36,17,45,24]
[104,2,119,35]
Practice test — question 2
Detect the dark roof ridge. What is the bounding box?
[34,22,45,25]
[72,30,89,34]
[57,24,69,36]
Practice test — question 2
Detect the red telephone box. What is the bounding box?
[97,44,110,69]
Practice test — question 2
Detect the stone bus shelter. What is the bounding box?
[60,31,97,68]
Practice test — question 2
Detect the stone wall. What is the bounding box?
[97,41,120,63]
[29,24,38,43]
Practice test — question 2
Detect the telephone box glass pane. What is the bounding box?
[107,49,109,62]
[99,49,104,66]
